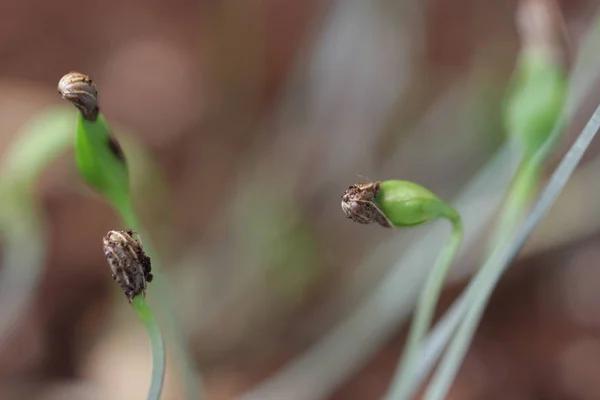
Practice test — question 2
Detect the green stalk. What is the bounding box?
[79,116,203,399]
[385,206,463,400]
[342,179,464,400]
[422,154,538,400]
[121,209,201,400]
[488,152,540,250]
[404,91,599,400]
[422,98,600,398]
[132,295,166,400]
[420,4,570,395]
[59,72,204,399]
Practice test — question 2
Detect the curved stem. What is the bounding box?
[385,206,463,400]
[421,155,539,400]
[121,209,203,400]
[422,99,600,399]
[395,8,600,395]
[236,145,518,400]
[133,295,166,400]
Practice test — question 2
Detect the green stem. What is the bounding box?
[385,205,463,400]
[119,207,203,400]
[422,155,540,400]
[68,90,202,398]
[132,295,166,400]
[487,153,540,250]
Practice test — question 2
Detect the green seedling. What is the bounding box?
[423,1,570,398]
[342,179,463,400]
[58,72,203,399]
[395,5,600,399]
[102,229,165,400]
[57,72,132,220]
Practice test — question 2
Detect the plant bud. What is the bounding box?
[504,53,567,153]
[342,180,455,228]
[505,0,568,154]
[373,180,448,227]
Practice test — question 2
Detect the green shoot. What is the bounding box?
[420,2,570,398]
[102,229,165,400]
[422,100,600,400]
[133,295,166,400]
[400,5,600,398]
[342,179,463,400]
[58,72,203,399]
[384,209,462,400]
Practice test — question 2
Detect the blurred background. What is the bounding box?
[2,0,600,399]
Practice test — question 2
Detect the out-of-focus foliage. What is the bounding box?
[0,107,74,348]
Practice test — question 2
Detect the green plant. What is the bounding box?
[342,179,463,400]
[102,229,165,400]
[419,3,570,399]
[58,72,204,399]
[236,4,600,400]
[395,9,600,399]
[380,2,578,399]
[133,295,166,399]
[419,99,600,400]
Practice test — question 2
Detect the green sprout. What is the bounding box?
[58,72,203,399]
[57,72,133,221]
[390,5,600,399]
[102,229,165,400]
[421,2,570,398]
[342,179,463,399]
[133,295,166,399]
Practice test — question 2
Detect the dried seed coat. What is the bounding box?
[102,230,153,302]
[57,71,99,121]
[341,181,392,228]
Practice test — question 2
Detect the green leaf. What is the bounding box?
[75,113,133,216]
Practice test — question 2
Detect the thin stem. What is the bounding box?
[132,295,166,400]
[398,8,600,395]
[236,145,519,400]
[122,209,203,400]
[487,154,538,251]
[60,74,201,397]
[385,206,463,400]
[394,152,537,400]
[421,157,537,400]
[422,104,600,400]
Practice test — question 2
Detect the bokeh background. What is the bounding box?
[2,0,600,399]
